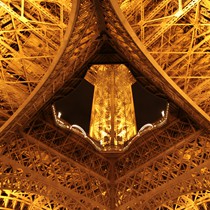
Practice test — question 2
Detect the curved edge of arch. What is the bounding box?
[109,0,210,129]
[0,0,80,136]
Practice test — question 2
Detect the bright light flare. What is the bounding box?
[58,112,62,118]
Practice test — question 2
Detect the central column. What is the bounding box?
[110,69,115,147]
[86,64,137,150]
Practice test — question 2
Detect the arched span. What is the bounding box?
[0,0,80,142]
[109,0,210,130]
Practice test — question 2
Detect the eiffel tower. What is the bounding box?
[0,0,210,209]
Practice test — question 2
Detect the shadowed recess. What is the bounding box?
[54,79,94,133]
[132,81,167,130]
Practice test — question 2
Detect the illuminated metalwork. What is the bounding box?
[86,64,136,148]
[157,190,210,210]
[0,190,66,209]
[53,65,169,152]
[119,0,210,123]
[0,0,209,209]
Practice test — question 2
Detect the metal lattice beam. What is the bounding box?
[120,0,210,123]
[0,0,209,209]
[0,0,101,141]
[1,132,110,209]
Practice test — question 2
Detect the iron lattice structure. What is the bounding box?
[0,0,210,209]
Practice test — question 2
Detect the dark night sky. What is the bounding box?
[55,79,167,133]
[55,80,93,132]
[132,82,167,130]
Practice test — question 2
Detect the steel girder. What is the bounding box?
[120,0,210,122]
[0,0,209,209]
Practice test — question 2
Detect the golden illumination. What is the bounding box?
[85,64,137,148]
[52,64,169,152]
[0,189,62,209]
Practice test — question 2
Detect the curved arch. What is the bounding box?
[108,0,210,129]
[0,0,72,127]
[0,0,81,141]
[0,0,74,128]
[119,0,210,119]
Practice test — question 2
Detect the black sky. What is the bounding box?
[55,80,93,132]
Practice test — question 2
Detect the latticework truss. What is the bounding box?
[0,0,209,209]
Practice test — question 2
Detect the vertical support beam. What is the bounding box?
[21,0,24,17]
[179,0,183,11]
[110,69,115,146]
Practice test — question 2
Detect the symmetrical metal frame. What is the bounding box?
[0,0,209,209]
